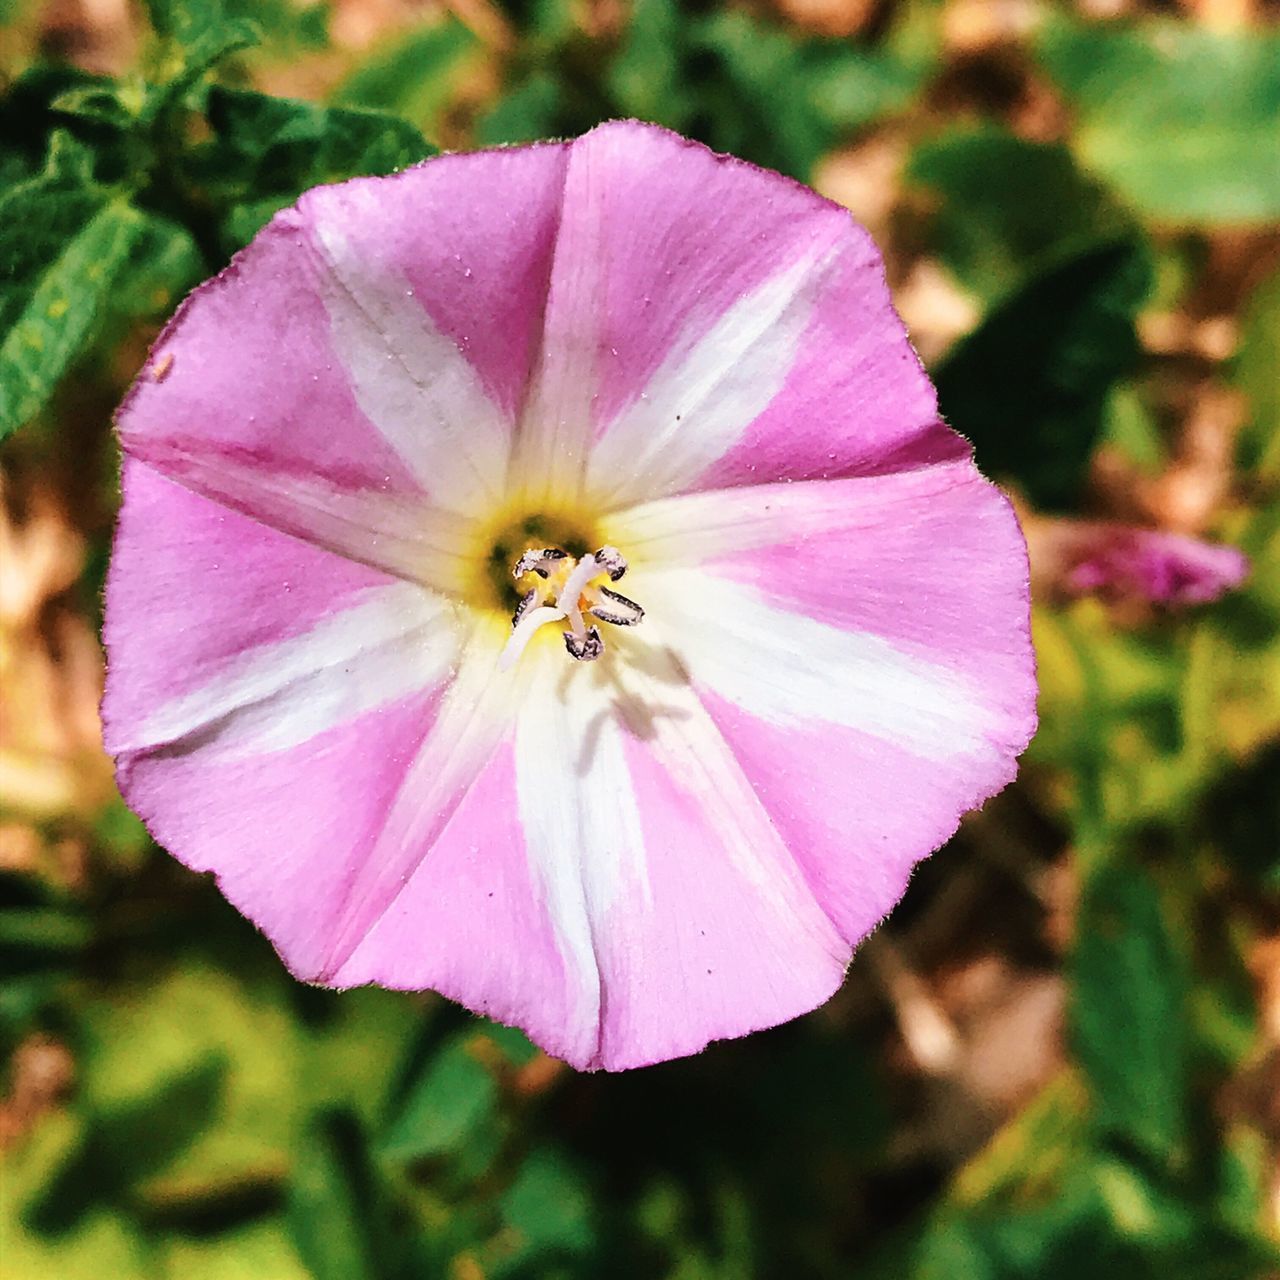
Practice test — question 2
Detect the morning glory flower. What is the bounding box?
[103,122,1036,1070]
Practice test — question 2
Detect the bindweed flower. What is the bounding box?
[1028,519,1249,606]
[103,122,1036,1070]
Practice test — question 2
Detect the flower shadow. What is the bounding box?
[559,639,694,778]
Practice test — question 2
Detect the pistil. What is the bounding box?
[499,545,644,668]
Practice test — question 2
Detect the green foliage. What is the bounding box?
[0,8,432,439]
[1236,267,1280,481]
[0,199,146,439]
[379,1033,499,1164]
[908,127,1132,304]
[1072,863,1188,1161]
[333,17,478,129]
[935,237,1153,509]
[1040,20,1280,225]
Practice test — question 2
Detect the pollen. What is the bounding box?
[499,545,644,669]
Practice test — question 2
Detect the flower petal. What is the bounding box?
[104,467,474,980]
[117,142,574,580]
[340,640,848,1070]
[607,461,1036,946]
[511,121,949,509]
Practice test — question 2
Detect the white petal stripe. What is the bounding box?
[308,194,511,513]
[513,652,650,1060]
[585,245,837,509]
[121,446,480,595]
[120,582,462,759]
[660,571,999,761]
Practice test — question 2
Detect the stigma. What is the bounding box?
[499,545,644,669]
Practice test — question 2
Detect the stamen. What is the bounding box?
[564,626,604,661]
[586,586,644,627]
[498,545,645,669]
[594,545,628,581]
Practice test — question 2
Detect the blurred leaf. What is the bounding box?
[692,11,830,178]
[1040,21,1280,224]
[608,0,691,129]
[380,1034,498,1163]
[480,1020,540,1067]
[0,131,109,329]
[1072,862,1188,1162]
[28,1056,228,1231]
[950,1073,1091,1210]
[108,212,204,319]
[475,71,565,147]
[500,1148,597,1264]
[0,198,146,440]
[160,1216,312,1280]
[1235,265,1280,480]
[289,1110,423,1280]
[333,17,477,134]
[77,961,299,1208]
[0,905,91,969]
[935,236,1152,509]
[807,46,926,131]
[909,126,1131,302]
[1100,383,1166,475]
[300,988,423,1126]
[3,1208,152,1280]
[142,0,260,123]
[49,83,140,130]
[201,86,433,249]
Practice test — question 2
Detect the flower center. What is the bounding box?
[480,513,593,613]
[499,545,644,668]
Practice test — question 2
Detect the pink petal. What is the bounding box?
[1032,521,1249,605]
[103,462,487,972]
[608,462,1036,947]
[117,139,575,556]
[515,120,951,508]
[336,642,848,1070]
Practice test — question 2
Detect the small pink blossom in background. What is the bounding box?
[1029,520,1248,606]
[102,122,1037,1070]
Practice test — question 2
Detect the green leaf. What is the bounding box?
[200,87,433,249]
[75,960,300,1211]
[141,0,260,122]
[49,82,141,130]
[1072,862,1189,1162]
[379,1035,498,1163]
[608,0,692,129]
[108,212,204,320]
[475,72,565,148]
[0,131,108,334]
[0,199,146,441]
[159,1217,312,1280]
[333,17,477,133]
[501,1148,597,1262]
[1235,266,1280,480]
[288,1110,424,1280]
[692,11,831,179]
[807,46,925,132]
[1040,21,1280,224]
[934,236,1153,509]
[909,126,1132,303]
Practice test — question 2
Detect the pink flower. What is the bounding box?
[102,122,1036,1070]
[1029,520,1249,606]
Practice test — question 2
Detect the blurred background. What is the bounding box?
[1,1,1278,1276]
